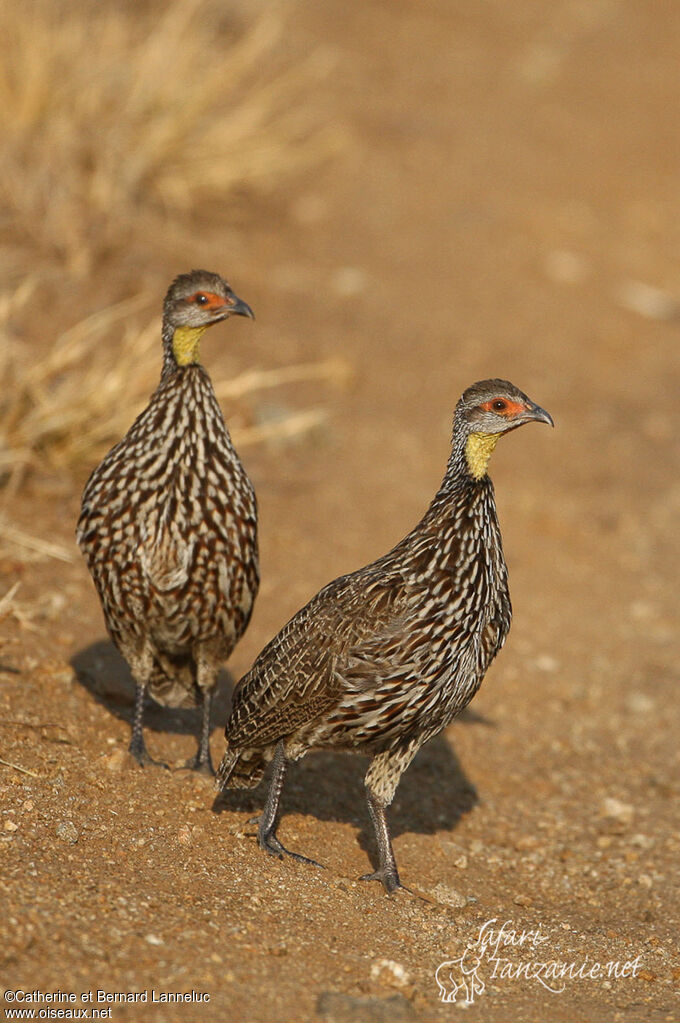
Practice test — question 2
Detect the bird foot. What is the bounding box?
[181,753,215,776]
[128,742,170,770]
[259,829,324,869]
[360,869,410,895]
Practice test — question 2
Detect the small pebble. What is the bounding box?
[177,825,192,845]
[514,835,539,852]
[431,883,467,909]
[331,266,368,297]
[4,820,19,833]
[544,249,589,284]
[370,958,411,989]
[103,750,129,773]
[146,934,163,946]
[625,693,655,714]
[629,833,653,849]
[615,279,679,321]
[600,798,634,825]
[56,821,79,844]
[629,601,654,621]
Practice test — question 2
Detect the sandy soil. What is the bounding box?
[1,1,678,1021]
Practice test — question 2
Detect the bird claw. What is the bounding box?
[181,754,215,776]
[128,744,170,770]
[259,830,324,869]
[360,869,409,895]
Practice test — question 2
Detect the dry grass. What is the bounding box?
[0,278,352,486]
[0,0,350,490]
[0,757,40,779]
[0,519,74,564]
[0,582,39,631]
[0,0,343,276]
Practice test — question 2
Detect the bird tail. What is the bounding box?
[147,654,198,708]
[217,744,269,790]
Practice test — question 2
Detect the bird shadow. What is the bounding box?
[70,639,233,737]
[73,638,493,862]
[213,728,486,862]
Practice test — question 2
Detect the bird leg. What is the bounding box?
[128,682,169,769]
[361,788,406,893]
[183,688,215,775]
[258,741,323,868]
[361,747,418,893]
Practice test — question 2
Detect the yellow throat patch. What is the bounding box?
[465,431,502,479]
[172,325,208,366]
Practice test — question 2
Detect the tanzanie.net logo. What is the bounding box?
[435,918,642,1005]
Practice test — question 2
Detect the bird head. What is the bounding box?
[455,379,554,479]
[163,269,254,367]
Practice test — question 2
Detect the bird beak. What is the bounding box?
[526,403,554,428]
[225,292,255,320]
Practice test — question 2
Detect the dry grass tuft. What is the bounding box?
[0,278,352,486]
[0,583,40,631]
[0,0,343,275]
[0,0,349,488]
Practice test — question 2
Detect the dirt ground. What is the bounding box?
[1,1,678,1020]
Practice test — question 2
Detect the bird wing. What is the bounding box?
[225,564,411,748]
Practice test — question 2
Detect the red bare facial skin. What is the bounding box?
[186,291,234,311]
[479,398,529,418]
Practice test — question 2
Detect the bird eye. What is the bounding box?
[194,293,209,305]
[492,399,507,412]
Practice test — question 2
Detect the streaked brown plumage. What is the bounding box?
[218,379,553,891]
[77,270,258,773]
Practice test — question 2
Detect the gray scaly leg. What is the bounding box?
[184,688,215,775]
[129,682,168,769]
[258,741,323,868]
[361,788,405,893]
[361,746,418,892]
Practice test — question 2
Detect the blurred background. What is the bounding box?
[1,0,677,653]
[0,0,678,1014]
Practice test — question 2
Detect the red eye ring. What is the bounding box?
[194,293,209,305]
[492,399,507,412]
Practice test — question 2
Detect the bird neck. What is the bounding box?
[161,321,207,378]
[409,445,498,575]
[391,429,501,575]
[443,418,503,487]
[417,427,500,530]
[463,432,502,480]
